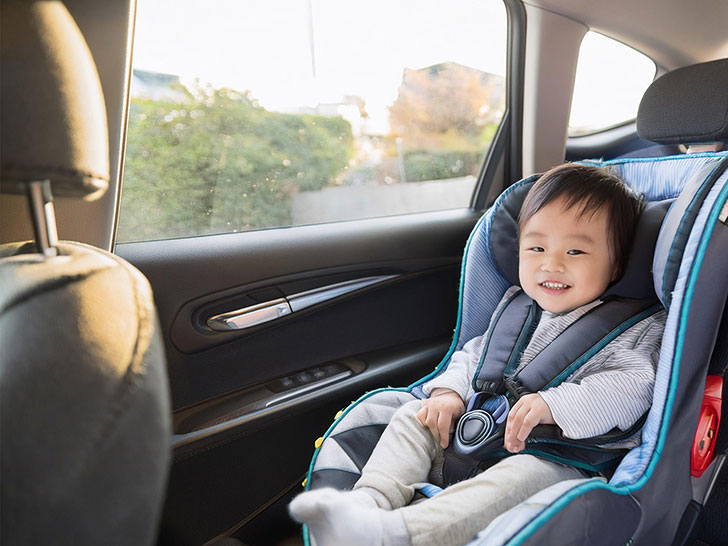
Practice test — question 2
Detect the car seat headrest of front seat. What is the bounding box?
[637,58,728,146]
[0,0,109,200]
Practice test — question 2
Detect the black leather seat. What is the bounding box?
[0,2,171,544]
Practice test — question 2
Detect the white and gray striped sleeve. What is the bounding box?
[538,310,666,439]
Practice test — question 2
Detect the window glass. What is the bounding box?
[568,32,656,136]
[118,0,507,242]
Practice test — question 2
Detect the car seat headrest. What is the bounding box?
[637,58,728,146]
[0,0,109,200]
[490,177,671,301]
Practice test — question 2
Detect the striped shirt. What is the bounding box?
[423,286,666,446]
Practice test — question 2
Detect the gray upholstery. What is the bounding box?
[0,1,171,544]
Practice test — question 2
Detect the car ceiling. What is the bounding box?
[527,0,728,70]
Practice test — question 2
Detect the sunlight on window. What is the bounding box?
[569,32,656,136]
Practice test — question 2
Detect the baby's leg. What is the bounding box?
[355,399,442,509]
[289,399,440,546]
[399,454,586,546]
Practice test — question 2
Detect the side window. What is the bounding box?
[117,0,507,243]
[568,32,656,136]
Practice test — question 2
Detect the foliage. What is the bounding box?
[403,150,485,182]
[386,62,503,181]
[118,82,353,242]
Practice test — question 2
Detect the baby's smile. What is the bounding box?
[539,281,570,291]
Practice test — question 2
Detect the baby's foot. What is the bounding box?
[289,488,383,546]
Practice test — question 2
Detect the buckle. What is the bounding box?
[453,395,510,457]
[691,375,723,477]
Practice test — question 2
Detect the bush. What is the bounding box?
[118,84,352,242]
[402,150,484,182]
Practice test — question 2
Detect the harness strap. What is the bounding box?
[473,292,661,397]
[520,297,662,392]
[472,290,537,392]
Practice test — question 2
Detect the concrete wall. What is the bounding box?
[291,176,477,225]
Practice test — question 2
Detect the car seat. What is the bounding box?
[0,2,171,545]
[300,57,728,546]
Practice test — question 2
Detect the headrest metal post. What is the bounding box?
[27,180,58,257]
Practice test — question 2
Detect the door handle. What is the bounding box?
[206,274,398,331]
[206,298,292,331]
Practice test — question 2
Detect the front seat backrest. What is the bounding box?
[0,2,171,545]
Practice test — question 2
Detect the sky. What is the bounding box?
[131,0,654,134]
[132,0,507,132]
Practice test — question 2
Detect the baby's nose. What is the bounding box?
[540,255,565,272]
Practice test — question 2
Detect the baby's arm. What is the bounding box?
[421,333,485,401]
[422,285,523,401]
[538,312,665,440]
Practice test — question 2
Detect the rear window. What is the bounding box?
[568,32,656,136]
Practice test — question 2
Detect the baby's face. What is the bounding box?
[518,197,617,314]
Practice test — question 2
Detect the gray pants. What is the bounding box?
[354,400,586,546]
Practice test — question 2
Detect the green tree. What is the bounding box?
[388,62,503,152]
[118,82,352,242]
[384,62,503,182]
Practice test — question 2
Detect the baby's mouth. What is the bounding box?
[540,281,570,291]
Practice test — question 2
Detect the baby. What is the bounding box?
[290,163,666,546]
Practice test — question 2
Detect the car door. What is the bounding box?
[114,1,525,544]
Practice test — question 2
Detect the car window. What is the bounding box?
[117,0,507,243]
[568,31,656,137]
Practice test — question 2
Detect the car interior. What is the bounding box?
[1,0,727,545]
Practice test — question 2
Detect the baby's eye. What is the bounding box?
[567,249,585,255]
[527,246,544,252]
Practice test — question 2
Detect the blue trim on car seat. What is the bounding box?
[411,214,488,390]
[504,172,728,546]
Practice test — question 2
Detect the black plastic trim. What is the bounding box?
[471,0,526,210]
[170,337,449,456]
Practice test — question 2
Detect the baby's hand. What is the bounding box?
[504,393,555,453]
[417,389,465,449]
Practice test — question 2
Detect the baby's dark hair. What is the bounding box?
[518,163,645,279]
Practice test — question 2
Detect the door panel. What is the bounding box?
[116,207,481,544]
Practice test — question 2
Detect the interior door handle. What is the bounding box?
[206,298,292,331]
[206,274,398,331]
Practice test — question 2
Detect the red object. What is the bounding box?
[691,375,723,477]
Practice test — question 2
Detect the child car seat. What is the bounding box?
[301,58,728,546]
